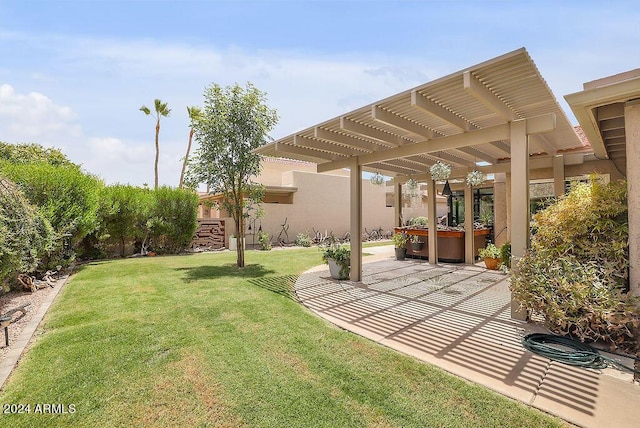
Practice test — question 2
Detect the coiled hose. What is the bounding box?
[522,333,640,374]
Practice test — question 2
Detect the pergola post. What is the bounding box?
[553,155,565,197]
[394,182,403,227]
[427,179,438,265]
[349,158,362,282]
[626,100,640,298]
[464,186,474,264]
[510,119,529,320]
[493,173,508,247]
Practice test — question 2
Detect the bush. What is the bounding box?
[1,162,102,244]
[407,216,428,226]
[257,230,272,251]
[149,186,199,254]
[0,176,55,288]
[510,179,637,350]
[295,232,312,247]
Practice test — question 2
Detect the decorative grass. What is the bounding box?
[0,249,565,427]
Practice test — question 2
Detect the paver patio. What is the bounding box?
[295,252,640,428]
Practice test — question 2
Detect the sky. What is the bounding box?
[0,0,638,187]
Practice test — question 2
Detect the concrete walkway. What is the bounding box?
[296,247,640,428]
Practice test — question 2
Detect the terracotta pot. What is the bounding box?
[484,257,500,270]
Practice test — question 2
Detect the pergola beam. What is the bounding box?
[463,71,516,121]
[293,135,360,156]
[372,105,435,139]
[314,127,382,152]
[455,146,497,164]
[340,117,402,147]
[411,90,472,131]
[275,141,344,163]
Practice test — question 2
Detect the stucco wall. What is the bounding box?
[253,170,394,243]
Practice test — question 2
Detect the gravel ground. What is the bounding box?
[0,276,67,362]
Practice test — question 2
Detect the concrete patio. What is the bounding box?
[295,247,640,428]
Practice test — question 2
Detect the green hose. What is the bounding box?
[521,333,639,374]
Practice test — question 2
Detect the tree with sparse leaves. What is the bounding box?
[185,82,278,267]
[179,106,202,188]
[140,99,171,190]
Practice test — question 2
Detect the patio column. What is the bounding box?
[553,155,565,197]
[349,158,362,282]
[626,100,640,297]
[394,182,403,227]
[464,186,474,264]
[427,178,438,264]
[510,119,529,320]
[493,173,508,247]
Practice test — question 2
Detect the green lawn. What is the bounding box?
[0,249,565,427]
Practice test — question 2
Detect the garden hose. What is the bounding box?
[521,333,640,374]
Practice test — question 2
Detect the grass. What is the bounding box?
[0,249,566,427]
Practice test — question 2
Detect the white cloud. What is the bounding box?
[0,84,81,143]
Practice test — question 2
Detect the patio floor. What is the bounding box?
[295,248,640,428]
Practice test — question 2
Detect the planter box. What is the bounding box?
[394,227,490,263]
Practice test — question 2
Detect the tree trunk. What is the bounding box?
[179,128,194,188]
[154,120,160,190]
[236,193,245,267]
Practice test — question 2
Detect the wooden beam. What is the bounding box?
[530,134,557,155]
[276,141,343,162]
[489,140,511,155]
[368,162,420,176]
[526,113,556,134]
[431,151,475,167]
[463,71,515,121]
[455,146,497,164]
[314,127,382,152]
[293,135,359,156]
[340,117,402,147]
[371,105,435,139]
[411,90,472,131]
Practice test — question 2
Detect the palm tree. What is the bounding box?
[179,106,202,188]
[140,99,171,190]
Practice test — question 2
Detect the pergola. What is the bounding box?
[255,48,587,314]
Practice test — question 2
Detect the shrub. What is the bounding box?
[392,233,408,249]
[0,176,55,288]
[499,242,511,270]
[150,186,199,254]
[407,216,428,226]
[510,179,637,350]
[257,230,272,251]
[478,243,500,259]
[1,162,102,244]
[295,232,312,247]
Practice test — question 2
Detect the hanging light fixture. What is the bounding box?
[441,180,452,196]
[369,171,385,186]
[466,170,485,187]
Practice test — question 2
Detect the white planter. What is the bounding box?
[327,258,350,280]
[229,237,245,251]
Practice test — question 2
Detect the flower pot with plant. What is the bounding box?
[478,243,501,270]
[409,234,424,251]
[391,233,408,260]
[322,244,351,279]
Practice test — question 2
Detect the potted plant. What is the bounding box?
[392,233,408,260]
[409,234,424,251]
[322,244,351,279]
[478,243,501,270]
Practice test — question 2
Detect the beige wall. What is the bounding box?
[254,170,394,243]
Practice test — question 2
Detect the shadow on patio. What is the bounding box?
[295,257,640,428]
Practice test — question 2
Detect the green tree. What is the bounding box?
[179,106,202,189]
[186,82,278,267]
[140,99,171,190]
